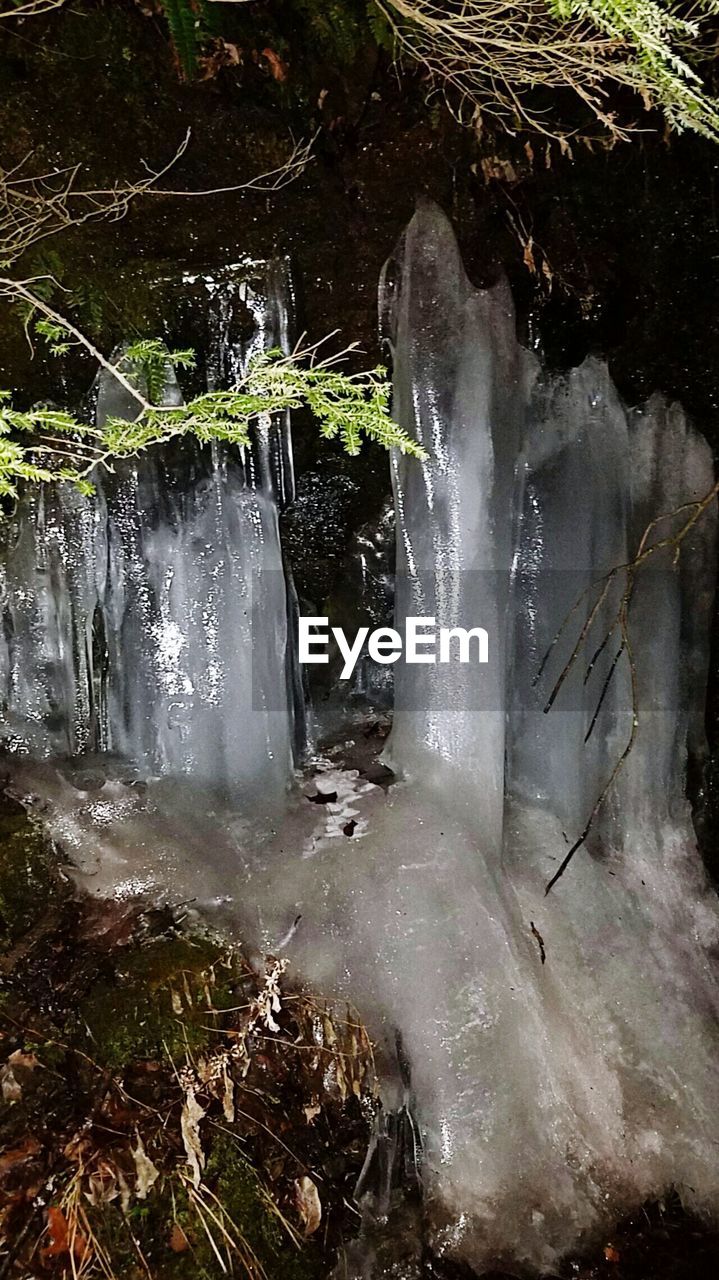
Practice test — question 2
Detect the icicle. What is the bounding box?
[295,203,719,1273]
[366,203,719,1270]
[0,263,300,800]
[204,256,296,509]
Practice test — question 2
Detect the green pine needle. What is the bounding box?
[0,341,425,501]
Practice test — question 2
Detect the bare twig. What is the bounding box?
[541,478,719,893]
[376,0,719,143]
[1,130,315,269]
[0,0,67,17]
[0,132,191,267]
[0,277,150,411]
[146,132,318,196]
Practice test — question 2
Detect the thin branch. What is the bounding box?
[542,477,719,892]
[376,0,719,143]
[144,132,318,197]
[583,639,624,744]
[0,277,149,412]
[0,0,67,17]
[1,130,315,269]
[0,132,192,268]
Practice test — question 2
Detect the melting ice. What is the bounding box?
[3,208,719,1272]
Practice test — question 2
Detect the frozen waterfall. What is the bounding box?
[0,259,298,801]
[3,210,719,1274]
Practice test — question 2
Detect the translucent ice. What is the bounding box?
[0,265,297,802]
[353,203,719,1269]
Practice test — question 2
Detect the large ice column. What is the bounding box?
[507,373,716,840]
[507,360,633,833]
[497,381,719,1274]
[380,201,537,842]
[102,461,293,798]
[347,202,719,1271]
[0,467,292,800]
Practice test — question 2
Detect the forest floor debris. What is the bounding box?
[2,790,719,1278]
[0,793,376,1279]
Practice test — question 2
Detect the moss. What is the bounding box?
[161,1136,322,1280]
[77,933,242,1070]
[0,804,64,949]
[76,1137,321,1279]
[0,801,364,1278]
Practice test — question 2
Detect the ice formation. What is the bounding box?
[351,203,719,1268]
[3,207,719,1272]
[0,260,298,801]
[234,205,719,1272]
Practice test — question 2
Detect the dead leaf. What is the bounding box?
[221,1063,235,1123]
[132,1134,160,1200]
[0,1135,41,1184]
[77,899,139,949]
[523,236,537,275]
[192,33,243,78]
[304,1101,321,1124]
[118,1170,132,1216]
[85,1161,120,1207]
[262,47,288,82]
[181,1087,206,1188]
[8,1049,38,1071]
[182,972,193,1008]
[222,40,242,65]
[169,1222,190,1253]
[250,957,287,1033]
[480,155,518,184]
[42,1206,90,1262]
[1,1049,38,1102]
[294,1175,321,1236]
[64,1134,92,1164]
[43,1206,70,1258]
[196,1056,213,1085]
[1,1068,21,1103]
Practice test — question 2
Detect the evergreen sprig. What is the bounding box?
[124,338,196,404]
[550,0,719,139]
[0,342,425,501]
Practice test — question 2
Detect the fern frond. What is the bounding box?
[161,0,203,79]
